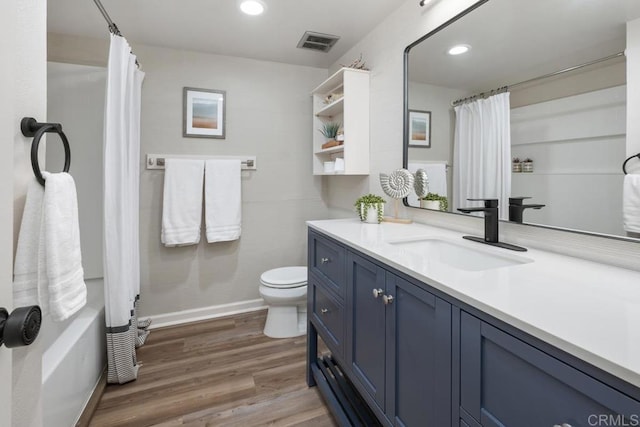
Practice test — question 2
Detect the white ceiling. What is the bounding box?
[408,0,640,92]
[48,0,407,68]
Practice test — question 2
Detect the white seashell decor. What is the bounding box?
[379,168,414,199]
[413,169,430,198]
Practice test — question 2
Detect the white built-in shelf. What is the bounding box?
[316,97,344,117]
[311,68,370,176]
[314,145,345,155]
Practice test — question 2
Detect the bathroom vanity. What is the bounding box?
[306,219,640,427]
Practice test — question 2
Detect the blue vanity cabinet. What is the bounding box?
[307,227,640,427]
[346,250,453,426]
[459,311,640,427]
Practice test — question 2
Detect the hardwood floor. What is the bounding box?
[89,310,337,427]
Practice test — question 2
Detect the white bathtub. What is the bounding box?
[42,278,106,427]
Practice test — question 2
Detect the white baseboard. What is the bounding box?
[142,298,267,330]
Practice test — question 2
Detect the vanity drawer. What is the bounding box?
[310,276,344,357]
[460,311,640,427]
[309,231,346,299]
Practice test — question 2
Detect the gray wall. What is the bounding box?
[49,34,330,318]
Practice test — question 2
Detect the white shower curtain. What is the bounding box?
[104,34,145,384]
[453,92,511,219]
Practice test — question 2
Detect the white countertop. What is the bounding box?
[308,218,640,389]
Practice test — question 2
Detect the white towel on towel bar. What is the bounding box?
[14,174,87,322]
[623,174,640,233]
[161,159,205,246]
[41,172,87,321]
[205,159,242,243]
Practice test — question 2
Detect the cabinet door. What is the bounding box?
[460,311,640,427]
[346,251,387,412]
[385,273,452,427]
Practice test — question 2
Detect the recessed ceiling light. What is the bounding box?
[240,0,265,16]
[448,44,470,55]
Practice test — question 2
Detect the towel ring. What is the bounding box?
[622,153,640,175]
[21,117,71,186]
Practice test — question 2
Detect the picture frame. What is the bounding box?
[183,87,226,138]
[408,110,431,148]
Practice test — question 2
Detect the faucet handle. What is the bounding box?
[509,197,531,206]
[467,198,498,208]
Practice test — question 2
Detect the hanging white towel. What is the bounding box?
[205,159,242,243]
[161,159,205,246]
[42,172,87,321]
[13,180,45,310]
[623,174,640,233]
[423,163,448,197]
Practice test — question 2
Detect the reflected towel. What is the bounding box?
[423,163,448,197]
[205,159,241,242]
[623,174,640,233]
[161,159,205,246]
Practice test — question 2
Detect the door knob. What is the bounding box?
[0,305,42,348]
[320,257,330,264]
[383,295,394,305]
[372,288,384,298]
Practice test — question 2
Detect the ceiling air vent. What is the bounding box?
[297,31,340,53]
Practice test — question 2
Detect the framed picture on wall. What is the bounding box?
[183,87,226,138]
[408,110,431,148]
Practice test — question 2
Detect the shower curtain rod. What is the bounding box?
[93,0,141,67]
[452,51,625,107]
[93,0,121,36]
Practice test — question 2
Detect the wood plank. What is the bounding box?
[89,310,337,426]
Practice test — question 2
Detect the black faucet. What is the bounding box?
[508,197,545,223]
[457,198,527,252]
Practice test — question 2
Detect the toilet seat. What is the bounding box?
[260,266,307,289]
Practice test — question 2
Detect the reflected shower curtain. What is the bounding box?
[453,92,511,219]
[104,34,145,384]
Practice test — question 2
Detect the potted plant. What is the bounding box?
[522,158,534,172]
[354,194,386,224]
[319,122,341,149]
[420,192,448,211]
[512,157,522,173]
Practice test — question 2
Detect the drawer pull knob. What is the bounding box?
[383,294,394,305]
[372,288,384,298]
[320,257,330,264]
[320,308,328,314]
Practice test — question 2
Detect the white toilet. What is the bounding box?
[259,266,308,338]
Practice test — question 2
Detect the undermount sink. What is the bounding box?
[387,238,533,272]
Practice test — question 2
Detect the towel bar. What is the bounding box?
[623,153,640,174]
[21,117,71,186]
[145,154,257,171]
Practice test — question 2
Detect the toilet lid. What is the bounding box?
[260,266,307,288]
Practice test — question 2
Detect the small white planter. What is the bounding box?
[420,200,441,210]
[360,203,382,224]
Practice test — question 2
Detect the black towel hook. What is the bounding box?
[20,117,71,186]
[622,153,640,175]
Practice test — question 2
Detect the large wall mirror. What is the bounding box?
[403,0,640,241]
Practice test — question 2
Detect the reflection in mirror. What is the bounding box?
[404,0,640,240]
